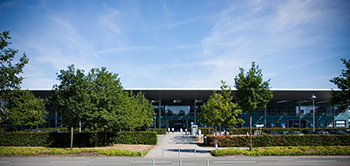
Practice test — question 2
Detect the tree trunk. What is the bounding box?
[214,125,217,137]
[70,124,73,151]
[219,124,222,136]
[249,112,252,151]
[36,125,38,129]
[94,128,97,147]
[104,129,107,146]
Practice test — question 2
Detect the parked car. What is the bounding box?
[289,131,304,135]
[329,130,348,135]
[344,129,350,134]
[52,129,63,133]
[280,131,290,135]
[301,130,314,134]
[31,130,49,133]
[312,130,329,135]
[264,130,278,135]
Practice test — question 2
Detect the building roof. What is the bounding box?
[31,88,333,106]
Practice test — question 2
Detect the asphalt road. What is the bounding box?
[1,156,350,166]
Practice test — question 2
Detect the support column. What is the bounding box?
[167,120,169,129]
[299,100,301,128]
[55,111,57,127]
[159,99,161,129]
[186,120,188,129]
[333,105,335,128]
[264,108,267,127]
[194,100,197,125]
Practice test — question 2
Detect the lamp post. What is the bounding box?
[311,94,316,132]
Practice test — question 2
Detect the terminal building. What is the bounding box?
[32,89,349,130]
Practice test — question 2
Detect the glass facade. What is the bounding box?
[152,102,202,131]
[27,90,349,130]
[236,104,348,128]
[149,91,349,130]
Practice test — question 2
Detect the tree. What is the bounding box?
[330,58,350,112]
[128,91,156,131]
[234,62,273,151]
[0,31,29,92]
[53,64,88,150]
[200,81,244,136]
[84,67,128,147]
[6,90,47,131]
[0,31,29,129]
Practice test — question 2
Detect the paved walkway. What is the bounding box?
[145,132,215,158]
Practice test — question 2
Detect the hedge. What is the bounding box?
[198,127,215,135]
[207,135,350,147]
[147,128,167,135]
[0,131,157,147]
[229,127,350,135]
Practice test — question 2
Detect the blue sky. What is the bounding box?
[1,0,349,90]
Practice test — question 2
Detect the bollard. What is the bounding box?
[179,159,182,166]
[141,147,143,157]
[194,148,196,156]
[178,148,180,156]
[152,159,155,166]
[206,159,209,166]
[162,148,164,157]
[204,136,207,146]
[214,140,218,154]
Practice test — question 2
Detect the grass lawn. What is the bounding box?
[0,146,150,157]
[211,146,350,156]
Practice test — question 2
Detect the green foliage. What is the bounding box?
[53,64,88,127]
[0,31,29,91]
[200,81,244,136]
[206,135,350,147]
[52,65,156,148]
[84,67,128,147]
[0,147,142,157]
[211,146,350,156]
[0,31,29,129]
[234,62,273,114]
[148,128,167,135]
[330,58,350,111]
[199,127,214,135]
[128,91,156,131]
[52,64,89,150]
[114,131,157,145]
[234,62,273,150]
[5,90,48,130]
[0,131,157,147]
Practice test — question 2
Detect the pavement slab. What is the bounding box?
[145,132,214,158]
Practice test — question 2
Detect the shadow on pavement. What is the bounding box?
[166,148,209,154]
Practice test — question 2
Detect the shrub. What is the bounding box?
[0,131,157,147]
[199,127,214,135]
[207,135,350,147]
[147,128,167,135]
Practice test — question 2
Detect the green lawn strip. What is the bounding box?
[211,146,350,157]
[0,147,145,157]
